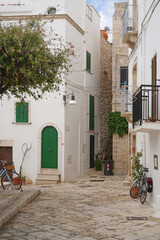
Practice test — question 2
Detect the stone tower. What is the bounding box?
[112,2,129,175]
[99,30,112,158]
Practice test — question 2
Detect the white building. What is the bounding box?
[0,0,100,183]
[121,0,160,216]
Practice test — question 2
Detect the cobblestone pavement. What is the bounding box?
[0,171,160,240]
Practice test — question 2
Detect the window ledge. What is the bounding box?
[12,122,32,125]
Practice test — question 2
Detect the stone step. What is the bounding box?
[41,169,60,174]
[0,188,40,229]
[35,169,61,185]
[0,190,21,211]
[35,179,60,185]
[36,173,60,180]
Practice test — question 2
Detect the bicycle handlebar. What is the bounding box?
[140,166,149,172]
[0,160,7,164]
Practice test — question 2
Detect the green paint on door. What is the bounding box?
[41,126,58,169]
[90,135,95,168]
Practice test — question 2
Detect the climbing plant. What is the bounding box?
[108,112,128,137]
[131,152,143,180]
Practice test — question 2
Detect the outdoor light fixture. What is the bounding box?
[63,92,76,105]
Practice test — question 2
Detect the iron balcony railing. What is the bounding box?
[121,85,133,115]
[133,85,160,125]
[122,4,138,40]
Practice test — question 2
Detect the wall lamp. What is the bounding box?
[63,92,77,105]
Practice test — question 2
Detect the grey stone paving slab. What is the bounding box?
[0,187,40,229]
[0,172,160,239]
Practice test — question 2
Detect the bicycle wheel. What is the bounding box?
[140,183,147,204]
[130,179,140,199]
[1,170,22,190]
[140,190,147,204]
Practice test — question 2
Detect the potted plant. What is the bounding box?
[12,177,21,185]
[21,176,26,185]
[94,154,102,171]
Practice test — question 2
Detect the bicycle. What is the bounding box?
[130,166,153,204]
[0,160,22,190]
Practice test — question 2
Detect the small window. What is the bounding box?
[16,102,29,123]
[86,5,92,20]
[86,51,91,72]
[48,7,56,15]
[120,66,128,88]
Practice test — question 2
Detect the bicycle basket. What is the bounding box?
[6,165,15,170]
[146,177,153,193]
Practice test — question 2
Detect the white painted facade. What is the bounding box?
[0,0,100,182]
[127,0,160,216]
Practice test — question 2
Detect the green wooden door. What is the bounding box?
[41,126,58,169]
[89,95,94,131]
[90,135,95,168]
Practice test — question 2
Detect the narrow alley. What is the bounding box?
[0,172,160,240]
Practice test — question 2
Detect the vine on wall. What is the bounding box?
[108,112,128,137]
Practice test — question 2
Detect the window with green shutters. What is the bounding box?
[86,51,91,72]
[89,95,94,131]
[16,102,29,123]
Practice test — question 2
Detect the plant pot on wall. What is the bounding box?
[148,117,157,122]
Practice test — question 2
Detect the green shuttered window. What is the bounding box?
[86,51,91,72]
[16,102,28,123]
[89,95,94,131]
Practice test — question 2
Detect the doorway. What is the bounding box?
[41,126,58,169]
[90,135,95,168]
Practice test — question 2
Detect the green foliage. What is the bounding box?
[94,159,102,171]
[0,19,74,100]
[108,112,128,137]
[131,152,143,180]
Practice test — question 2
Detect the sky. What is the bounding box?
[87,0,127,30]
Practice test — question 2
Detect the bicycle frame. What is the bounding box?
[138,168,148,204]
[130,166,150,204]
[0,167,12,182]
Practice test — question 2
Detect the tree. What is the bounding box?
[0,19,74,100]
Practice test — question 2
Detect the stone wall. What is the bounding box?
[112,2,128,113]
[112,2,129,175]
[99,33,112,157]
[113,133,128,175]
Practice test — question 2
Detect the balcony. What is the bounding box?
[121,85,133,123]
[133,85,160,132]
[122,4,138,49]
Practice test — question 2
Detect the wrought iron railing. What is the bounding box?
[122,4,138,40]
[133,85,160,125]
[121,85,136,115]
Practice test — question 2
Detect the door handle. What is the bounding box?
[48,148,52,151]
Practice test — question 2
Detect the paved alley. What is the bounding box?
[0,172,160,240]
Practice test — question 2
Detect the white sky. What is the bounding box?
[87,0,128,30]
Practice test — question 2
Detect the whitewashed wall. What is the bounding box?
[129,1,160,216]
[0,0,100,182]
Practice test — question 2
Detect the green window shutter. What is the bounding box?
[86,51,91,72]
[16,102,28,123]
[89,95,94,131]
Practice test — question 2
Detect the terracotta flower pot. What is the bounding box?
[22,179,26,185]
[12,177,20,185]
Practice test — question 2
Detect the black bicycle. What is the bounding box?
[130,166,153,204]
